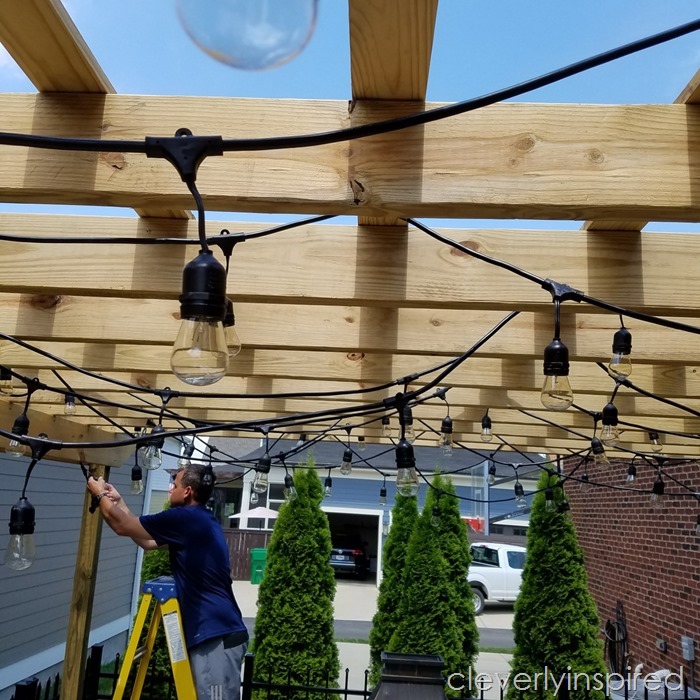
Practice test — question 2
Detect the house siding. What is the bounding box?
[0,455,143,694]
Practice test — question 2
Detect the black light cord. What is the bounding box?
[0,19,697,154]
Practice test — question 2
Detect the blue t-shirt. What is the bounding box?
[140,505,247,649]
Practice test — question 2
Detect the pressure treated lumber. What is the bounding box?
[0,95,698,221]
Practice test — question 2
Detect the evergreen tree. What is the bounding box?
[508,470,607,700]
[252,468,339,699]
[388,489,463,679]
[426,474,479,676]
[368,493,418,684]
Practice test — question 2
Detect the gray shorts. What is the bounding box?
[188,635,248,700]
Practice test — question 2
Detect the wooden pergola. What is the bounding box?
[0,2,698,696]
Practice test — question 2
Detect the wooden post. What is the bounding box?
[61,464,109,700]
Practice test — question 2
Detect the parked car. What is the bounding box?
[468,541,526,614]
[329,534,370,579]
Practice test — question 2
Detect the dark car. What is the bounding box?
[329,534,370,579]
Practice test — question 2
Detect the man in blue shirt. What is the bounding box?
[87,465,248,700]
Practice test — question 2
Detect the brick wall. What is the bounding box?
[563,455,699,684]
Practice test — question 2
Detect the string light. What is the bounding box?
[223,298,242,359]
[63,393,77,416]
[626,463,637,483]
[283,472,297,502]
[379,478,387,506]
[514,480,527,509]
[402,406,416,443]
[252,454,271,495]
[648,431,664,454]
[295,433,307,449]
[590,437,610,468]
[544,487,555,512]
[323,469,333,499]
[131,462,144,495]
[480,410,493,443]
[0,366,15,395]
[381,415,393,439]
[178,439,195,468]
[7,413,30,458]
[695,514,700,536]
[650,472,665,509]
[339,448,353,476]
[609,323,632,378]
[600,402,621,447]
[4,496,35,570]
[357,435,366,452]
[138,424,165,470]
[437,416,453,456]
[487,463,497,486]
[395,438,419,497]
[430,503,441,528]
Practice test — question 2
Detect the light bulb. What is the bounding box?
[339,448,353,476]
[438,416,453,456]
[141,444,163,471]
[171,318,228,386]
[252,469,270,493]
[4,497,36,571]
[404,425,416,443]
[609,326,632,377]
[626,464,637,482]
[541,338,573,410]
[396,468,419,497]
[558,499,571,513]
[250,491,259,505]
[283,474,297,502]
[580,472,591,490]
[0,367,14,395]
[650,475,665,509]
[540,375,574,411]
[7,439,26,458]
[64,394,77,416]
[323,476,332,498]
[379,486,387,506]
[176,0,318,71]
[178,442,195,468]
[591,438,610,468]
[481,413,493,442]
[544,487,555,512]
[430,505,441,528]
[357,436,366,453]
[381,416,392,439]
[171,250,229,386]
[514,482,527,509]
[648,431,664,453]
[600,424,621,448]
[131,465,144,495]
[487,464,497,486]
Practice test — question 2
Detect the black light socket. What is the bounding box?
[256,454,271,474]
[342,448,353,463]
[11,413,29,437]
[590,437,605,455]
[652,475,665,496]
[402,406,413,425]
[481,413,492,431]
[179,250,227,321]
[440,416,453,434]
[8,497,35,535]
[147,424,166,449]
[223,298,236,328]
[395,438,416,470]
[543,338,570,376]
[284,473,294,489]
[131,465,143,482]
[612,327,632,355]
[601,403,619,426]
[514,482,525,499]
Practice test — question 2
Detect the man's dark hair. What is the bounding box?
[180,464,216,504]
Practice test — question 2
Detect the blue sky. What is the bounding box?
[0,0,698,231]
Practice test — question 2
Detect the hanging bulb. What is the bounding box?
[0,366,14,395]
[558,499,571,513]
[252,454,271,494]
[590,437,610,468]
[626,463,637,483]
[223,298,242,358]
[395,438,419,497]
[650,474,665,509]
[430,504,441,528]
[176,0,318,71]
[178,441,195,469]
[600,403,620,447]
[357,435,366,453]
[339,448,353,476]
[541,339,574,411]
[580,472,591,490]
[323,475,333,499]
[4,497,36,571]
[648,431,664,454]
[283,473,297,502]
[609,326,632,378]
[379,486,387,506]
[544,487,555,512]
[63,393,77,416]
[139,425,165,470]
[481,411,493,443]
[514,482,527,509]
[487,463,497,486]
[695,514,700,537]
[381,415,393,439]
[130,465,144,495]
[403,406,416,444]
[7,413,29,458]
[171,250,229,386]
[250,491,259,505]
[437,416,453,456]
[295,433,307,449]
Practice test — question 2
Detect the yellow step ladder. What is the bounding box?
[113,576,197,700]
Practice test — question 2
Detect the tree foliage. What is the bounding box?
[426,474,479,674]
[388,487,463,676]
[508,470,607,700]
[368,493,418,684]
[252,468,339,699]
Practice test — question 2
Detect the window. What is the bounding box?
[471,545,499,566]
[507,550,526,570]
